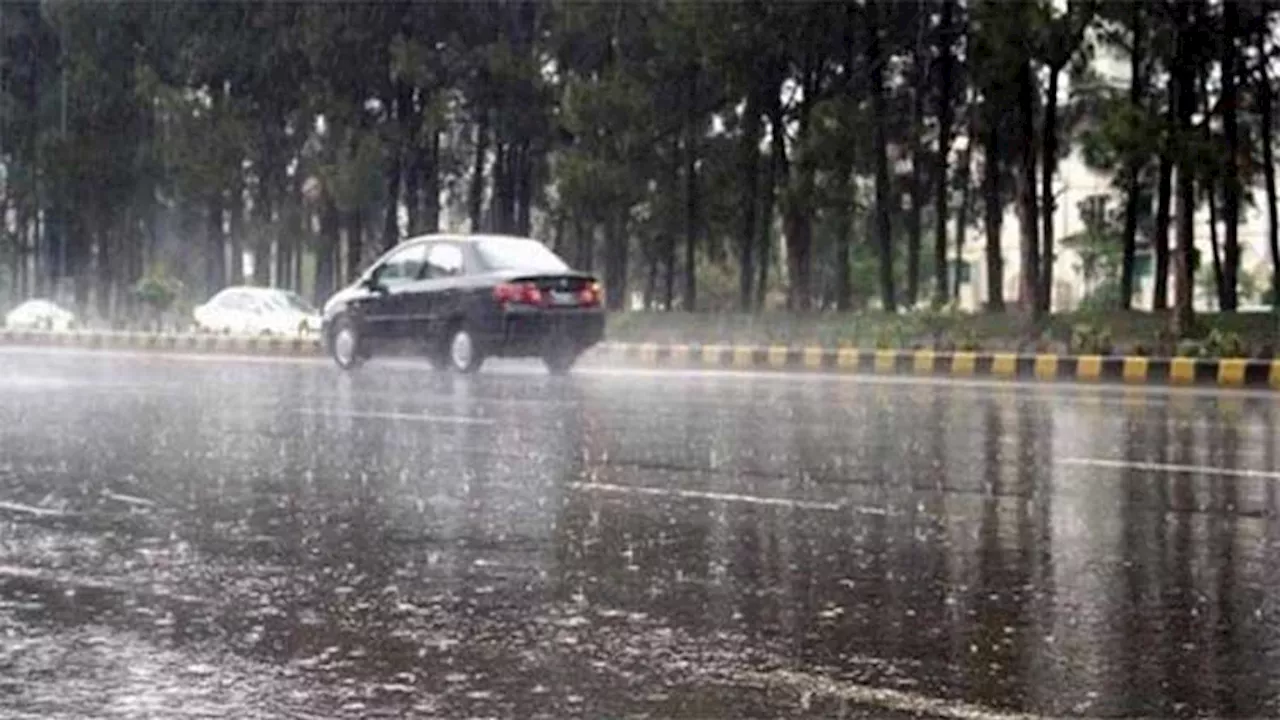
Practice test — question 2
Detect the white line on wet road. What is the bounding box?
[1060,457,1280,480]
[569,481,867,512]
[294,408,494,425]
[729,668,1109,720]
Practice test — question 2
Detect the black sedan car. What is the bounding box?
[321,234,604,374]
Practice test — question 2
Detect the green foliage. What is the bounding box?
[0,0,1276,324]
[132,271,184,314]
[1070,323,1113,355]
[1203,328,1248,358]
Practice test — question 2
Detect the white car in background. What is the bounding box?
[193,286,322,336]
[4,299,76,331]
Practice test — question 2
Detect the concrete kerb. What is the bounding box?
[2,329,1277,390]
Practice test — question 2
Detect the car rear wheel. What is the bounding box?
[330,316,366,371]
[447,326,484,374]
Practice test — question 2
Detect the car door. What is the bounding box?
[362,241,429,340]
[417,242,467,339]
[219,291,253,333]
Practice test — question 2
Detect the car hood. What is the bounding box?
[322,284,363,319]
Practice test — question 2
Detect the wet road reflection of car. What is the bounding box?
[322,234,605,375]
[1,351,1279,718]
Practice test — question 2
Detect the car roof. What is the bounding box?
[399,233,538,246]
[216,286,287,296]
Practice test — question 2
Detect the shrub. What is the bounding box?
[1070,323,1113,355]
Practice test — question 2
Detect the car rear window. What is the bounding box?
[476,238,568,273]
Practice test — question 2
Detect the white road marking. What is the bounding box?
[1060,457,1280,481]
[0,565,206,605]
[568,481,851,512]
[102,490,157,508]
[730,668,1076,720]
[0,501,71,518]
[295,408,494,425]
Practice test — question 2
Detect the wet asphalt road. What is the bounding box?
[1,349,1279,719]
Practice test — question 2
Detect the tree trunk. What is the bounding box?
[254,174,273,287]
[383,134,401,251]
[1172,1,1196,334]
[492,141,508,232]
[346,209,364,283]
[683,67,700,312]
[229,171,245,285]
[1119,1,1143,310]
[933,0,955,307]
[1259,30,1280,308]
[868,1,895,312]
[760,70,787,311]
[468,110,489,232]
[277,172,299,290]
[606,210,629,310]
[983,109,1005,311]
[405,131,423,236]
[95,230,112,321]
[206,190,225,296]
[834,162,855,311]
[515,144,534,236]
[1221,0,1240,310]
[1014,57,1040,316]
[424,130,441,234]
[1153,81,1174,311]
[905,0,927,308]
[954,95,975,304]
[738,84,762,312]
[663,137,679,310]
[1208,179,1225,309]
[1039,67,1060,313]
[315,193,339,306]
[399,84,421,236]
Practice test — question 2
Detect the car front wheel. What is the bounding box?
[329,316,366,371]
[447,326,484,374]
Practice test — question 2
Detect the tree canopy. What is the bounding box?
[1,0,1276,325]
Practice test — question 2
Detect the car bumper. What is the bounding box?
[488,308,605,357]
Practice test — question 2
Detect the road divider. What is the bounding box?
[0,328,323,356]
[592,342,1280,390]
[3,328,1278,390]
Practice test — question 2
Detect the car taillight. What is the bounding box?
[578,281,602,307]
[493,282,544,308]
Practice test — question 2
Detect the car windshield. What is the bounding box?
[257,291,316,314]
[475,238,568,273]
[278,291,317,314]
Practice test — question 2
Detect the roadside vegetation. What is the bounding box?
[1,1,1278,355]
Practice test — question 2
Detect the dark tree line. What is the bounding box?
[1,0,1278,326]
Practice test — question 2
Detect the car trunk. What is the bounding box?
[507,273,598,308]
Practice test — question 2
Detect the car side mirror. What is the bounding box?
[361,274,387,294]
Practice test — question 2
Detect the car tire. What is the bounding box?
[329,316,366,371]
[542,348,579,375]
[447,325,484,374]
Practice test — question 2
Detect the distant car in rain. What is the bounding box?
[193,286,322,337]
[3,299,76,332]
[322,234,605,374]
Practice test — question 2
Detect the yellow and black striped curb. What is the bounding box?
[3,330,1278,390]
[0,328,324,356]
[594,342,1280,390]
